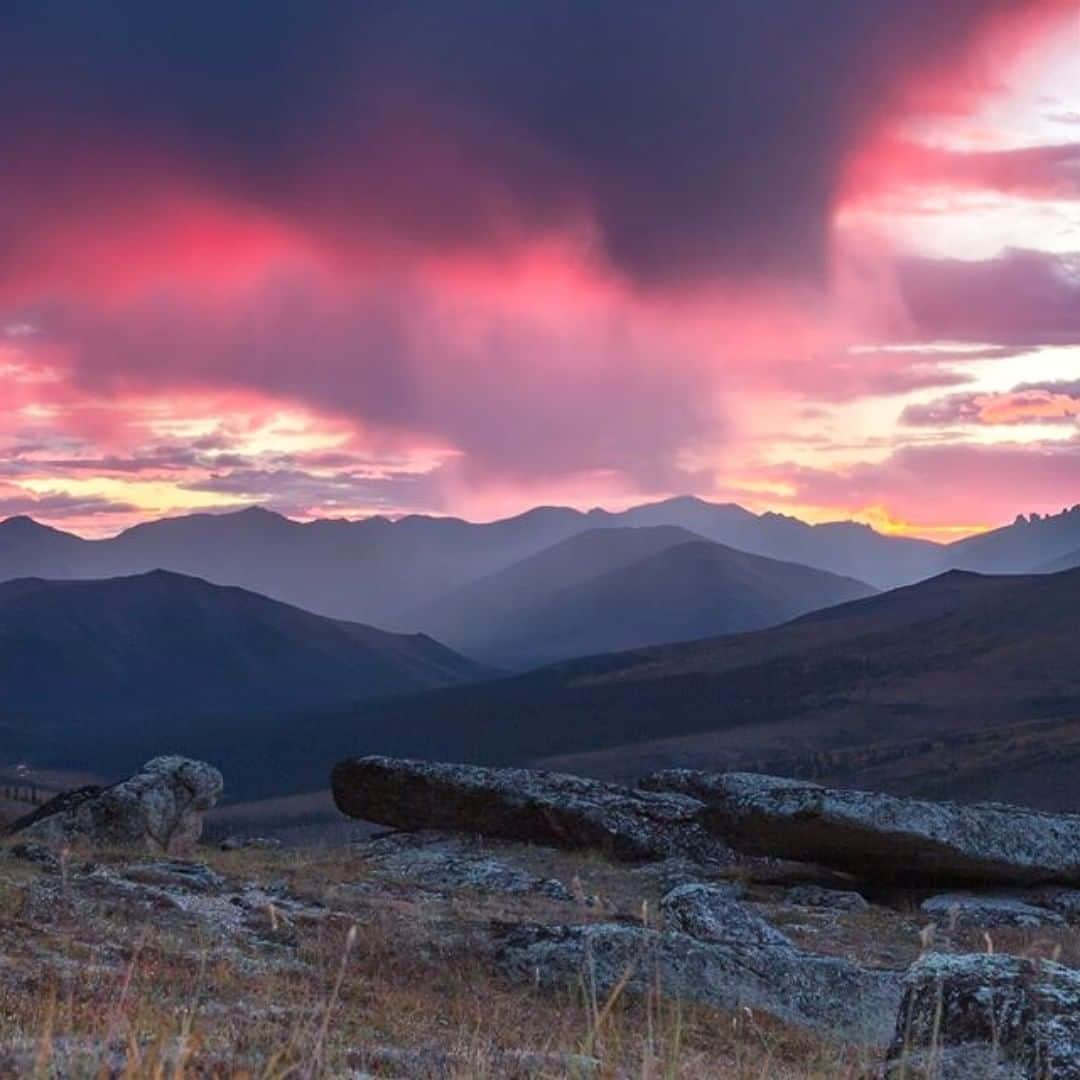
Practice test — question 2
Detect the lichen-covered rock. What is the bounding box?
[496,886,901,1045]
[219,835,283,852]
[121,859,227,894]
[785,884,869,911]
[641,771,1080,886]
[1029,887,1080,924]
[332,757,731,864]
[920,893,1066,929]
[660,884,795,949]
[11,756,223,856]
[884,953,1080,1079]
[356,831,574,900]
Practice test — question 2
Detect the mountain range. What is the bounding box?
[4,497,1080,810]
[4,499,1078,635]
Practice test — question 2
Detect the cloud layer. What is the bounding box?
[1,1,1078,535]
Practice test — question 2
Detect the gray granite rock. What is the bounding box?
[11,757,223,856]
[920,893,1066,929]
[884,953,1080,1079]
[785,884,869,911]
[356,832,574,900]
[332,757,731,864]
[496,885,901,1045]
[641,770,1080,886]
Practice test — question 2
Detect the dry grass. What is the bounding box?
[1,840,1075,1077]
[0,843,882,1078]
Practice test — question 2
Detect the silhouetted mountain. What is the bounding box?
[7,498,1079,633]
[945,505,1080,574]
[0,516,91,579]
[607,497,942,586]
[0,571,482,773]
[407,528,875,667]
[262,567,1080,810]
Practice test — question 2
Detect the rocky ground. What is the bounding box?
[0,756,1077,1078]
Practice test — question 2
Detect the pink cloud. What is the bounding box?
[766,439,1080,527]
[903,382,1080,426]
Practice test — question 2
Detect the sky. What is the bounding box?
[2,1,1079,541]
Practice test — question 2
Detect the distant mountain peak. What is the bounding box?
[0,515,75,540]
[1,515,48,532]
[229,505,289,523]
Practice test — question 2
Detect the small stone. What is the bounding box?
[920,893,1066,929]
[785,884,869,911]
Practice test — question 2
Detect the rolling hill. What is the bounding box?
[407,527,876,667]
[0,571,483,774]
[247,567,1080,809]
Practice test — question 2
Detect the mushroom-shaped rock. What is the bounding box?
[8,756,223,856]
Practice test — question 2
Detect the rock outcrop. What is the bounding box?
[641,770,1080,886]
[355,831,575,901]
[331,757,730,864]
[920,893,1066,930]
[8,756,223,856]
[784,884,869,912]
[884,953,1080,1079]
[496,884,901,1045]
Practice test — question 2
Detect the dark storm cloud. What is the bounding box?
[1,0,1059,286]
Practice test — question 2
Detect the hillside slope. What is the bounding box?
[271,568,1080,809]
[409,530,875,667]
[945,505,1080,574]
[0,571,482,772]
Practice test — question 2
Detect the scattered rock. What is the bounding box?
[884,953,1080,1079]
[642,771,1080,886]
[121,859,228,894]
[4,841,61,870]
[628,857,746,896]
[347,1043,600,1077]
[219,835,283,852]
[1029,887,1080,923]
[356,832,574,901]
[332,757,730,864]
[659,883,794,948]
[784,884,869,912]
[920,893,1066,929]
[10,757,223,856]
[496,886,902,1045]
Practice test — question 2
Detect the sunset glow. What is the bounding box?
[2,2,1078,539]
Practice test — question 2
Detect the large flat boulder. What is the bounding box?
[331,756,730,864]
[884,953,1080,1079]
[495,884,901,1045]
[7,756,223,856]
[641,771,1080,886]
